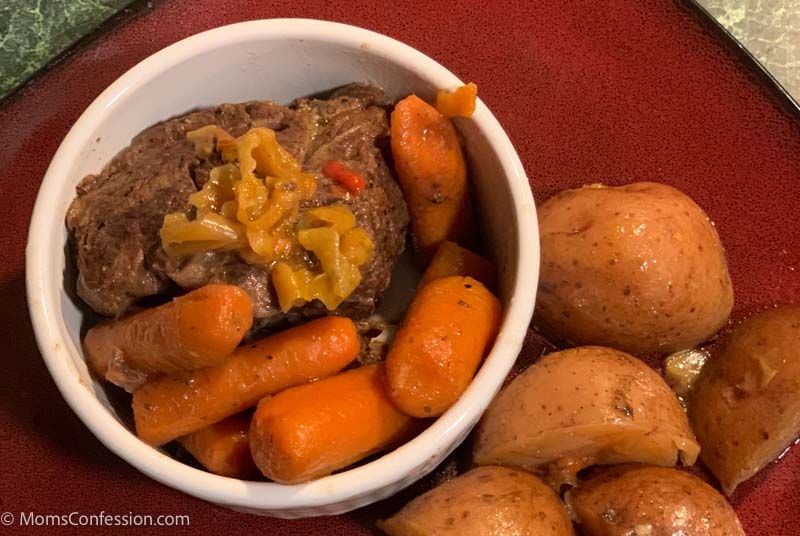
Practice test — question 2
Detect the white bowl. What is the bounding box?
[25,19,538,518]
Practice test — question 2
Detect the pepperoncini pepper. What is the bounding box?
[160,125,374,312]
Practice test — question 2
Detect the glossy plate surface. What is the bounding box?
[1,0,798,533]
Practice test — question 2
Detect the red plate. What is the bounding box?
[1,0,798,533]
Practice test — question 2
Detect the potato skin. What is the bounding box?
[570,465,745,536]
[535,182,733,355]
[689,305,800,494]
[473,347,699,474]
[379,466,574,536]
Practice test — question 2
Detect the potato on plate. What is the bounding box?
[689,305,800,494]
[473,347,699,481]
[535,182,733,355]
[379,466,574,536]
[569,465,744,535]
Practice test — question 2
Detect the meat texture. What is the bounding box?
[67,84,408,327]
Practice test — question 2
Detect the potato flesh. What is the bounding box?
[535,182,733,355]
[379,466,575,536]
[473,347,699,476]
[570,465,745,535]
[689,305,800,494]
[664,348,709,406]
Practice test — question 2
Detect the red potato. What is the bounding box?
[474,347,699,485]
[535,182,733,355]
[570,465,745,535]
[689,305,800,494]
[379,466,574,536]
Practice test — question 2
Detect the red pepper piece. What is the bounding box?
[322,160,366,194]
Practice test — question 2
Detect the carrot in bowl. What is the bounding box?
[386,276,502,418]
[391,94,476,260]
[132,315,359,446]
[435,82,478,118]
[249,363,420,484]
[83,284,253,391]
[417,240,496,291]
[178,412,258,479]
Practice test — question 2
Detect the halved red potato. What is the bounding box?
[569,465,744,535]
[473,346,699,482]
[379,466,574,536]
[689,305,800,494]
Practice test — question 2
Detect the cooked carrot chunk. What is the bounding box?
[418,240,496,291]
[249,363,419,484]
[435,82,478,118]
[84,284,253,391]
[179,412,259,479]
[386,276,502,418]
[391,95,476,260]
[132,316,359,446]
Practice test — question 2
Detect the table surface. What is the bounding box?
[0,0,134,99]
[1,1,800,535]
[1,1,799,101]
[698,0,800,99]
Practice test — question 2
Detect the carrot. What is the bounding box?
[391,94,476,260]
[132,316,359,446]
[435,82,478,118]
[417,240,496,291]
[386,276,502,418]
[84,284,253,391]
[178,412,259,479]
[249,363,420,484]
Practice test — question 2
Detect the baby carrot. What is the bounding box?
[391,94,476,260]
[84,284,253,391]
[178,412,259,479]
[386,276,502,418]
[132,316,359,446]
[435,82,478,118]
[417,240,496,291]
[249,363,420,484]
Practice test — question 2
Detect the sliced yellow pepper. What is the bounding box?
[163,125,374,312]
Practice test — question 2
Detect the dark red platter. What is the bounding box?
[1,0,798,534]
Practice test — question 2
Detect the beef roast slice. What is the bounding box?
[68,84,408,323]
[66,114,208,316]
